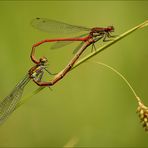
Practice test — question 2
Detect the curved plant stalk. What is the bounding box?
[92,62,141,102]
[17,20,148,110]
[93,61,148,131]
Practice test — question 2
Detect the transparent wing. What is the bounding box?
[50,33,88,50]
[50,41,73,49]
[31,18,90,34]
[0,74,30,123]
[73,41,85,54]
[51,41,85,54]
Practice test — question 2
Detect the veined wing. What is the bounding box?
[73,41,85,54]
[50,41,73,50]
[0,74,30,123]
[50,33,88,50]
[31,18,90,34]
[51,41,85,55]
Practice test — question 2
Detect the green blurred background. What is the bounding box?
[0,1,148,147]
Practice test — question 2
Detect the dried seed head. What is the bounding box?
[140,109,144,115]
[137,101,148,131]
[144,118,148,122]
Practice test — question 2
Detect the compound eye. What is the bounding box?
[40,56,48,63]
[109,26,114,32]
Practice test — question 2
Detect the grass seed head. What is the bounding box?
[137,101,148,131]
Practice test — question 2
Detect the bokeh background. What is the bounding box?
[0,1,148,147]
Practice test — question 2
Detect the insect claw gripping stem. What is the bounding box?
[91,43,97,52]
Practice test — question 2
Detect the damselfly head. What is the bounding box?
[107,26,114,32]
[39,56,48,64]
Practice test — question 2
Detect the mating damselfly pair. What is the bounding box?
[0,18,115,123]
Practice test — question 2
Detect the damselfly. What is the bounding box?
[0,57,54,123]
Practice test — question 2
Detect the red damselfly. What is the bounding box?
[31,18,115,86]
